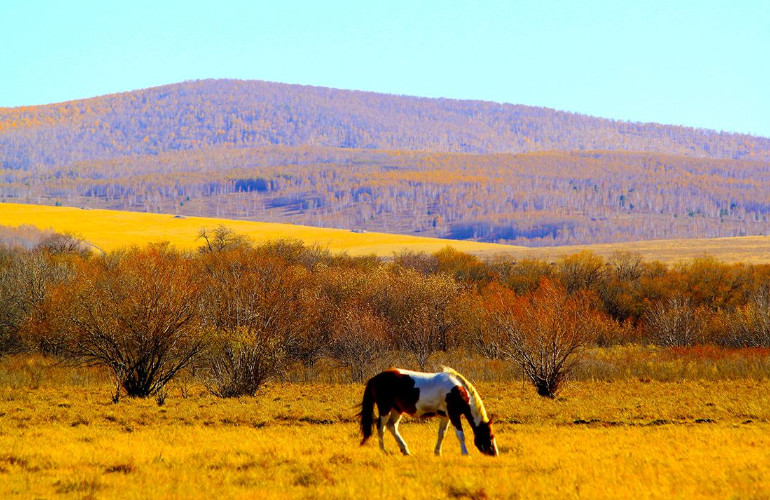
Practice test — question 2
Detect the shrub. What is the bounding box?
[33,232,92,258]
[644,297,704,347]
[200,249,317,396]
[1,249,77,356]
[557,251,607,295]
[492,279,600,397]
[489,257,553,295]
[725,287,770,348]
[369,268,460,369]
[197,225,251,253]
[64,245,203,398]
[392,250,439,275]
[328,304,389,382]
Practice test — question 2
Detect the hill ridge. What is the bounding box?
[2,79,768,171]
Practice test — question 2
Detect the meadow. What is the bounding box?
[0,202,516,257]
[3,201,770,264]
[1,357,769,499]
[3,205,770,499]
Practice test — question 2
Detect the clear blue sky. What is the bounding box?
[1,0,768,136]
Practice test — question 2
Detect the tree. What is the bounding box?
[197,225,251,253]
[64,245,203,399]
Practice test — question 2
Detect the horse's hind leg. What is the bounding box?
[377,415,387,452]
[386,411,410,456]
[434,417,450,456]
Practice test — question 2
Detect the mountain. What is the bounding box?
[1,79,769,246]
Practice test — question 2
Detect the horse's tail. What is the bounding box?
[359,377,376,445]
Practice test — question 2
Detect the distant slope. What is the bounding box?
[2,145,768,246]
[2,80,769,248]
[0,202,518,256]
[3,202,770,264]
[1,79,768,171]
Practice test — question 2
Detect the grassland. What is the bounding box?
[3,201,770,263]
[1,357,769,499]
[0,202,517,257]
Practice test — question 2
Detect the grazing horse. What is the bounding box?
[359,366,498,456]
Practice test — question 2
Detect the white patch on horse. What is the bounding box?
[394,369,456,417]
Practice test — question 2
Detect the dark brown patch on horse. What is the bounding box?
[370,370,420,416]
[445,385,472,430]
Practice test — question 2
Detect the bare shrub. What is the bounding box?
[200,249,316,396]
[451,287,503,360]
[557,251,607,295]
[34,232,92,258]
[64,245,203,398]
[0,248,26,355]
[493,279,600,397]
[392,250,439,275]
[204,326,287,397]
[369,268,460,370]
[489,257,554,295]
[329,304,389,381]
[726,287,770,347]
[644,296,704,347]
[255,238,331,269]
[434,246,491,283]
[1,249,77,356]
[608,251,645,281]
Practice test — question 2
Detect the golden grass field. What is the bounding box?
[1,357,769,499]
[0,202,516,257]
[3,201,770,263]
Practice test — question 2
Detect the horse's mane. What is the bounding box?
[441,366,489,423]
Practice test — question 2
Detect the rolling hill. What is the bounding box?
[1,80,769,247]
[3,202,770,264]
[2,79,768,167]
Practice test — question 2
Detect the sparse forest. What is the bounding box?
[2,80,770,246]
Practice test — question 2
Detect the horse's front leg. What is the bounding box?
[386,411,410,456]
[434,417,450,456]
[450,419,469,456]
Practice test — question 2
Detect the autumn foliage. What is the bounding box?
[61,244,203,398]
[1,229,769,398]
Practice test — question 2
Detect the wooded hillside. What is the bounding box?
[1,80,769,245]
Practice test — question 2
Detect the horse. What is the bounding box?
[359,366,498,456]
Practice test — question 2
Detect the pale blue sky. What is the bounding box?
[1,0,768,136]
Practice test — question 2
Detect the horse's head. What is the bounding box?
[473,420,498,457]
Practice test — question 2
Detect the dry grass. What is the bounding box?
[1,356,769,499]
[495,235,770,266]
[4,202,770,263]
[0,202,517,257]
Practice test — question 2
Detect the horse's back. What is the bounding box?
[378,369,461,416]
